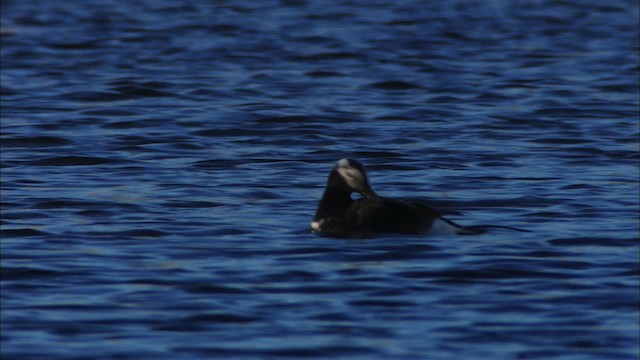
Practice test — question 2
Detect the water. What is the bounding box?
[1,1,638,359]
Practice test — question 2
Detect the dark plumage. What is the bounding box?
[311,158,528,237]
[311,158,459,236]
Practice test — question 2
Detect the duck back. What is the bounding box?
[353,197,443,234]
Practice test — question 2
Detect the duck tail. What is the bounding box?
[436,217,529,235]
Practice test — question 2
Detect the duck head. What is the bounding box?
[327,158,377,197]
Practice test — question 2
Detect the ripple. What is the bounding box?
[161,200,223,208]
[113,229,168,238]
[1,266,65,279]
[81,108,144,117]
[369,80,422,90]
[349,299,416,308]
[62,90,128,102]
[24,156,134,166]
[155,312,258,331]
[1,228,50,238]
[305,70,345,77]
[181,284,256,295]
[549,237,637,247]
[1,136,72,148]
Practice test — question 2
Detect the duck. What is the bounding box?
[311,158,527,237]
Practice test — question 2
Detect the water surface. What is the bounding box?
[1,1,639,359]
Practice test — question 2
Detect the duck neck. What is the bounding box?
[314,185,353,220]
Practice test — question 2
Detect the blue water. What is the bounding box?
[1,1,638,359]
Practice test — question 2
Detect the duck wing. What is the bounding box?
[353,197,443,234]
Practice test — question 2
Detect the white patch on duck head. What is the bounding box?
[337,158,351,168]
[336,158,366,192]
